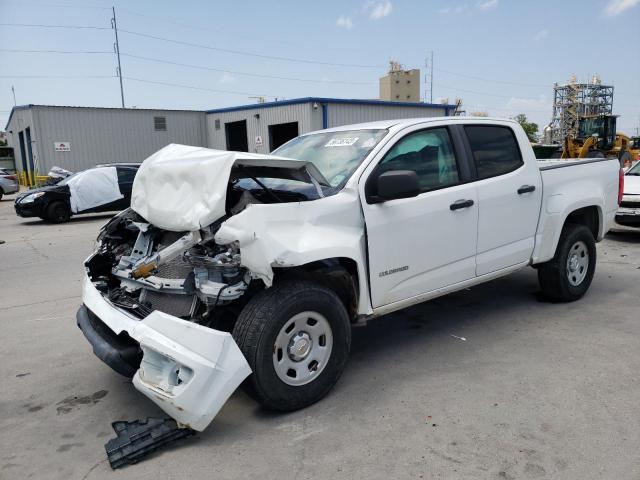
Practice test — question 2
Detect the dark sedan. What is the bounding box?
[15,163,139,223]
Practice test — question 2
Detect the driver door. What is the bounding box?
[360,125,478,308]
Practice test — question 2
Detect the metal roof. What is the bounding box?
[4,104,203,130]
[205,97,458,114]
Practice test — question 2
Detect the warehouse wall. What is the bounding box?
[207,103,322,153]
[31,107,207,173]
[206,101,448,153]
[326,102,447,127]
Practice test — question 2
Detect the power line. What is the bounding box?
[123,76,280,98]
[117,29,384,69]
[0,1,110,9]
[435,68,550,88]
[0,75,116,79]
[120,53,375,85]
[0,22,110,30]
[0,48,112,54]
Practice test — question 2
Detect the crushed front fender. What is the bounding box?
[81,274,251,431]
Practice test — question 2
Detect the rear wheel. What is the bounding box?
[537,224,596,302]
[46,201,71,223]
[232,279,351,411]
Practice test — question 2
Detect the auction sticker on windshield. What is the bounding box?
[325,137,359,147]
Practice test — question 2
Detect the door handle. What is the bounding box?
[450,199,474,211]
[517,185,536,194]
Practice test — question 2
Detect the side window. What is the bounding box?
[464,126,523,179]
[117,168,136,184]
[375,127,460,194]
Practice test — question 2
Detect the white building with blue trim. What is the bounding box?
[4,97,455,175]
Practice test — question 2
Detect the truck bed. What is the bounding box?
[531,157,620,265]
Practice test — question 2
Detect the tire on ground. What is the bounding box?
[232,278,351,411]
[537,223,596,302]
[46,201,71,223]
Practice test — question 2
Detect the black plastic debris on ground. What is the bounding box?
[105,417,195,469]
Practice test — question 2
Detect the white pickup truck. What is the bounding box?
[77,117,622,432]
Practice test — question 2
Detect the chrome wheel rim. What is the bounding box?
[273,311,333,386]
[566,240,589,286]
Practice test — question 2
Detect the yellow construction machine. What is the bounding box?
[560,114,640,167]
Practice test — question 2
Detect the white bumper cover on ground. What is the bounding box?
[82,274,251,431]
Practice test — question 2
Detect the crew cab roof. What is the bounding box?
[315,116,520,135]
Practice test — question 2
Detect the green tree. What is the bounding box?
[513,114,539,142]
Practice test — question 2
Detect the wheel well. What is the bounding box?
[273,258,359,322]
[565,206,599,239]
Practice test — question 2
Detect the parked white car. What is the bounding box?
[615,160,640,227]
[77,117,622,432]
[0,168,19,200]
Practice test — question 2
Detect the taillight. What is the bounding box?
[618,168,624,206]
[7,175,17,181]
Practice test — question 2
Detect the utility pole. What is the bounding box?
[111,6,125,108]
[424,51,434,103]
[11,85,16,106]
[429,51,433,103]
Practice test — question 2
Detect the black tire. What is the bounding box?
[585,150,605,159]
[232,279,351,412]
[46,201,71,223]
[538,224,596,302]
[0,191,3,201]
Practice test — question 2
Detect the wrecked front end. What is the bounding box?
[76,144,367,434]
[78,208,253,431]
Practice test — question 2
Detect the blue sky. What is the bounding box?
[1,0,639,134]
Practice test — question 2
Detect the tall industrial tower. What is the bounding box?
[547,75,614,144]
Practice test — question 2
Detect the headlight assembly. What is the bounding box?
[21,192,45,203]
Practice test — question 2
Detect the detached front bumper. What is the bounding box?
[77,273,252,431]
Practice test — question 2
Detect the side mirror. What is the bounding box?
[369,170,420,203]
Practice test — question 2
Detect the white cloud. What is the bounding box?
[478,0,498,10]
[336,15,354,29]
[365,1,393,19]
[439,4,468,14]
[533,29,548,41]
[506,95,548,111]
[219,72,235,84]
[604,0,639,16]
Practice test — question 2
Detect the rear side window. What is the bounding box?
[117,168,136,183]
[465,126,523,179]
[375,127,460,194]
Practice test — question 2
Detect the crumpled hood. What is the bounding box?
[624,174,640,196]
[131,144,324,232]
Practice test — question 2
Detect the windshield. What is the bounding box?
[272,129,388,187]
[58,171,82,185]
[627,161,640,175]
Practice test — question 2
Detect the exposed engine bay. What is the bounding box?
[87,213,244,323]
[85,151,334,329]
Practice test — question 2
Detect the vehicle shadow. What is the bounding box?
[250,269,543,422]
[606,229,640,244]
[17,213,116,226]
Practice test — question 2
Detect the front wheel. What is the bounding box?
[46,201,71,223]
[232,279,351,411]
[537,224,596,302]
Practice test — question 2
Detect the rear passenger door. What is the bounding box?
[463,125,542,276]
